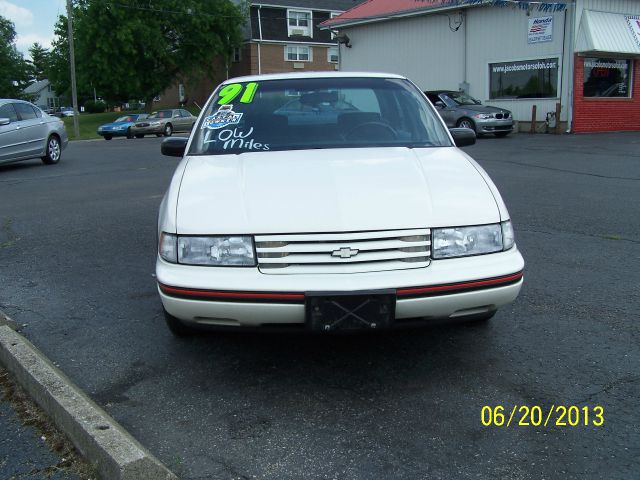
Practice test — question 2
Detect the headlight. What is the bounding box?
[432,223,503,259]
[159,233,255,266]
[474,113,493,119]
[150,121,161,126]
[114,126,124,130]
[502,220,515,250]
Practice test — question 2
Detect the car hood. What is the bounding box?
[174,147,501,234]
[458,104,509,114]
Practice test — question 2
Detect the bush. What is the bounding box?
[84,100,107,113]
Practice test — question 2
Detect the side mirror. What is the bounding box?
[161,137,188,157]
[0,118,10,126]
[449,127,476,147]
[434,101,445,109]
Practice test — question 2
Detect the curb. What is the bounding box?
[0,311,178,480]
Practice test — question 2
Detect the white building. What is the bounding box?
[322,0,640,133]
[23,79,60,112]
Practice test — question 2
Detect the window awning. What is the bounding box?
[576,10,640,55]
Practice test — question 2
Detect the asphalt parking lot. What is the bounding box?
[0,132,639,479]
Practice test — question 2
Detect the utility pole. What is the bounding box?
[66,0,80,138]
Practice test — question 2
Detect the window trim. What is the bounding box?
[330,12,340,39]
[285,45,312,62]
[327,46,338,64]
[287,9,312,38]
[487,56,561,101]
[232,47,242,63]
[582,57,633,99]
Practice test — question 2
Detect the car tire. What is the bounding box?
[163,123,173,137]
[126,128,133,139]
[41,135,61,165]
[104,135,113,141]
[494,131,510,138]
[456,118,476,131]
[135,134,144,138]
[155,134,163,137]
[164,308,196,337]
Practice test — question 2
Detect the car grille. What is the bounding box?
[495,113,510,119]
[136,122,149,127]
[255,229,431,274]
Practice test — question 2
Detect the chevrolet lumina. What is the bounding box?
[156,72,524,336]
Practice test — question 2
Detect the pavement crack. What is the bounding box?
[483,158,640,181]
[0,217,19,249]
[575,375,640,405]
[519,227,640,244]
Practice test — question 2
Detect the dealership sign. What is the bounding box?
[528,16,553,44]
[626,16,640,49]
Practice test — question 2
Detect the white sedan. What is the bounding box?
[156,72,524,335]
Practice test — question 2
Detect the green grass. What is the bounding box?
[62,106,203,141]
[62,111,145,141]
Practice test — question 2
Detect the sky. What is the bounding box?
[0,0,66,58]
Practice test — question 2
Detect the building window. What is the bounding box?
[583,58,631,98]
[288,9,312,37]
[489,58,559,99]
[285,45,312,62]
[232,47,242,63]
[327,47,338,63]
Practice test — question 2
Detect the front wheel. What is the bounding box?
[163,309,196,337]
[163,123,173,137]
[104,135,113,141]
[135,134,145,138]
[456,118,476,131]
[41,135,61,165]
[126,128,133,139]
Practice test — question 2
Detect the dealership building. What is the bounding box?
[322,0,640,133]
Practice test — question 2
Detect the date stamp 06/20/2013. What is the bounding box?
[481,405,605,427]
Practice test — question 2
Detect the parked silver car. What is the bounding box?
[0,99,68,166]
[130,109,196,138]
[425,90,513,137]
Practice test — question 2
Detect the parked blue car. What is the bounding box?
[97,114,148,140]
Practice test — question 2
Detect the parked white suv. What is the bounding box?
[156,72,524,335]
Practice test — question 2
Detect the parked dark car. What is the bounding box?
[425,90,513,137]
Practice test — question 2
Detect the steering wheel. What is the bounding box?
[345,121,398,141]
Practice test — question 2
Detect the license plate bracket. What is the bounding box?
[305,290,396,332]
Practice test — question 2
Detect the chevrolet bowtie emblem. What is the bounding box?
[332,247,359,259]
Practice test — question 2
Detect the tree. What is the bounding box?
[0,16,30,98]
[69,0,245,108]
[27,43,51,81]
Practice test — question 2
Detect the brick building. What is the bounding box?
[229,0,359,78]
[155,0,359,109]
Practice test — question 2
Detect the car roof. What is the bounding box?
[0,98,37,105]
[222,71,407,85]
[424,90,458,95]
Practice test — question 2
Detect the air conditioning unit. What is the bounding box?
[291,28,305,35]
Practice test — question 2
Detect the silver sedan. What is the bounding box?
[130,108,196,138]
[0,99,68,166]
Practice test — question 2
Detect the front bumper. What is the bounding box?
[97,128,128,137]
[131,124,164,135]
[474,118,513,134]
[157,247,524,328]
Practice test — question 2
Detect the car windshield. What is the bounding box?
[149,110,172,119]
[189,77,451,155]
[446,92,482,106]
[116,116,134,122]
